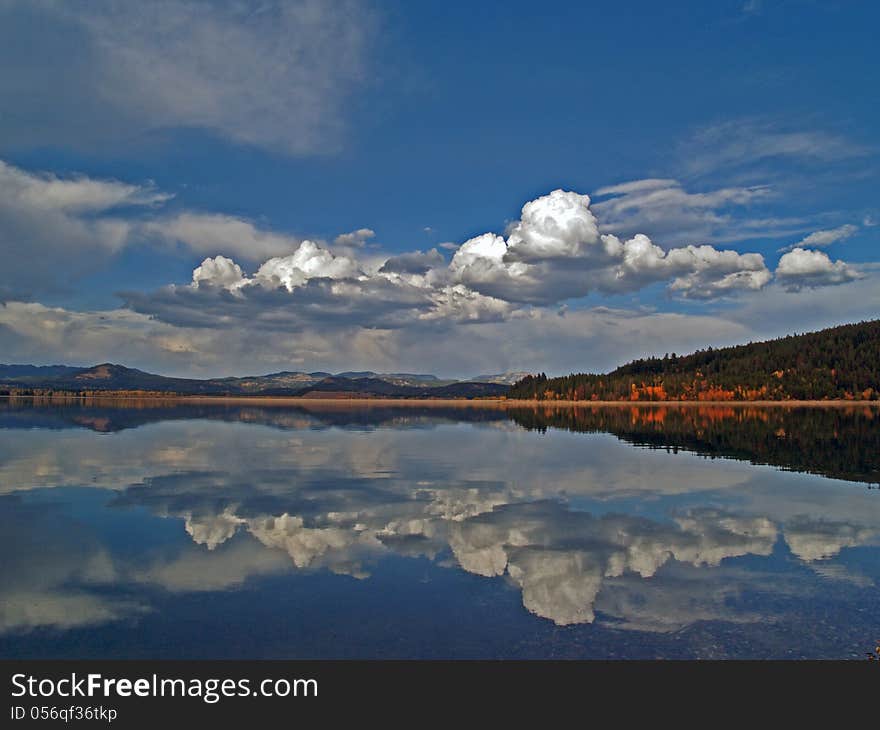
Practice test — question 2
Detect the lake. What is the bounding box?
[2,399,879,659]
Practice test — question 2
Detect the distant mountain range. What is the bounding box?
[0,363,521,398]
[7,320,879,402]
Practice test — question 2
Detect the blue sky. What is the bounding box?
[0,0,877,377]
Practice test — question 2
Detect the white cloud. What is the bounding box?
[592,178,777,245]
[0,157,786,307]
[451,233,508,267]
[0,0,374,155]
[0,168,875,375]
[0,500,144,632]
[334,228,376,248]
[682,120,868,178]
[778,224,858,253]
[5,407,879,634]
[144,213,302,261]
[0,159,170,212]
[0,159,307,296]
[0,297,756,378]
[724,274,880,338]
[783,518,877,563]
[419,284,513,323]
[0,301,213,368]
[254,242,362,291]
[447,504,779,625]
[185,509,245,551]
[192,256,247,290]
[448,190,772,303]
[0,160,168,298]
[608,236,771,298]
[775,247,863,291]
[126,190,773,344]
[505,189,601,261]
[664,246,772,298]
[133,539,290,592]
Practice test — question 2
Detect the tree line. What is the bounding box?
[509,319,880,401]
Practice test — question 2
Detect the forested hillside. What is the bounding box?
[509,320,880,401]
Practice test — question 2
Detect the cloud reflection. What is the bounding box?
[1,403,878,636]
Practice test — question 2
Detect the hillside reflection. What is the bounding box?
[507,404,880,485]
[3,399,878,484]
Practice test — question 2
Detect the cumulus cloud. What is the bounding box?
[0,0,373,155]
[254,242,362,291]
[504,190,602,261]
[192,256,247,289]
[0,162,872,375]
[447,190,771,303]
[1,177,796,377]
[334,228,376,249]
[0,152,832,326]
[129,230,515,330]
[725,273,880,340]
[775,248,863,291]
[127,185,776,350]
[614,237,770,299]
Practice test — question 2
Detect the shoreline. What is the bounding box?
[1,395,879,407]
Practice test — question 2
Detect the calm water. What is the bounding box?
[2,400,879,659]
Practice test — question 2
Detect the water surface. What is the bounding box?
[2,399,879,659]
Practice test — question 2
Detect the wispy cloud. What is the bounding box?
[0,160,168,299]
[592,178,780,245]
[777,223,859,253]
[680,119,870,179]
[0,0,375,155]
[143,213,303,261]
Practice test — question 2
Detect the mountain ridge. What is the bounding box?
[0,363,517,399]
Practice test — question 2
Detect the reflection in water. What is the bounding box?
[1,399,879,657]
[507,404,880,485]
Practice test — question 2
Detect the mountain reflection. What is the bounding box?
[3,399,878,484]
[507,404,880,485]
[1,400,879,656]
